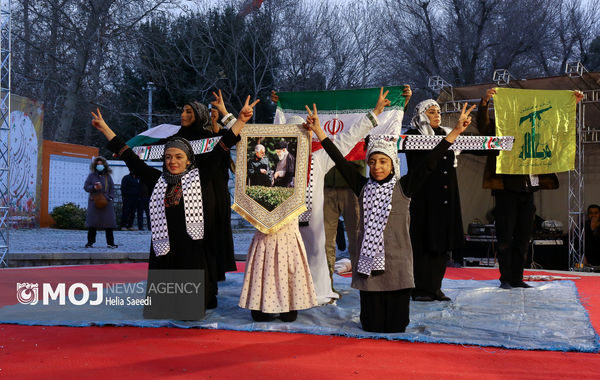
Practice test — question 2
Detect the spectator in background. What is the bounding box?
[584,204,600,266]
[120,171,141,230]
[84,156,118,248]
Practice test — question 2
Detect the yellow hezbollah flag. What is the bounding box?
[494,88,576,174]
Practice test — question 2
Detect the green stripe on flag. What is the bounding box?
[126,135,162,147]
[277,86,405,111]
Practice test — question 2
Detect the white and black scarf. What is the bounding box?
[149,167,204,256]
[357,135,399,276]
[357,176,397,275]
[299,155,314,224]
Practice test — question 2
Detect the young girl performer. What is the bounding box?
[304,102,474,332]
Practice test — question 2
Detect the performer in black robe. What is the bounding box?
[405,99,465,302]
[91,97,258,314]
[171,100,238,283]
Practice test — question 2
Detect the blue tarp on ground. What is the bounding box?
[1,273,598,352]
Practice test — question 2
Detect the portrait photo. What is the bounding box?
[233,124,310,233]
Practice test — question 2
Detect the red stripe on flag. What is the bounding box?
[311,140,366,161]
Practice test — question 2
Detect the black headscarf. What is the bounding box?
[176,101,213,140]
[162,137,196,184]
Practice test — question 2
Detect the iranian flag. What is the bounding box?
[125,124,181,147]
[274,86,406,159]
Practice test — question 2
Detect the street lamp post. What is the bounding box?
[145,81,157,130]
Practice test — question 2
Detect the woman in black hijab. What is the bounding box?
[173,100,238,291]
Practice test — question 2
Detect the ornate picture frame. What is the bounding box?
[232,124,311,234]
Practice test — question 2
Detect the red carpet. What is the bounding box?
[1,264,599,379]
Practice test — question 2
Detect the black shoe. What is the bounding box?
[206,295,218,309]
[251,310,276,322]
[434,290,451,301]
[510,281,532,288]
[85,243,93,248]
[499,282,512,289]
[412,295,435,302]
[107,244,118,249]
[278,310,298,322]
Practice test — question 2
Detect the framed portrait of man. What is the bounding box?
[232,123,311,234]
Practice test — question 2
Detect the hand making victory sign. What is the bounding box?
[91,108,116,141]
[304,103,330,142]
[211,89,229,116]
[445,102,476,143]
[238,96,260,123]
[373,87,391,116]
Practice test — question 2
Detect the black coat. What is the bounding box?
[273,153,295,187]
[108,129,239,283]
[404,128,464,254]
[248,156,272,186]
[120,173,141,198]
[168,126,239,278]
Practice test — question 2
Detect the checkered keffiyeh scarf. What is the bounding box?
[357,135,399,276]
[149,168,204,256]
[299,155,314,223]
[357,176,397,275]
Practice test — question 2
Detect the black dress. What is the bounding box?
[107,129,239,314]
[404,128,464,300]
[171,126,238,280]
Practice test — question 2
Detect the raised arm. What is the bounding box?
[210,107,221,133]
[211,89,238,129]
[91,108,161,186]
[195,95,260,175]
[402,84,412,110]
[211,89,229,117]
[402,103,475,197]
[305,104,367,196]
[229,95,259,136]
[321,86,390,164]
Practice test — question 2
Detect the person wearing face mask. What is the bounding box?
[404,99,465,302]
[84,156,118,248]
[90,96,258,313]
[304,102,473,333]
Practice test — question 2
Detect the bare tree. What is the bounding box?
[13,0,599,146]
[12,0,178,144]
